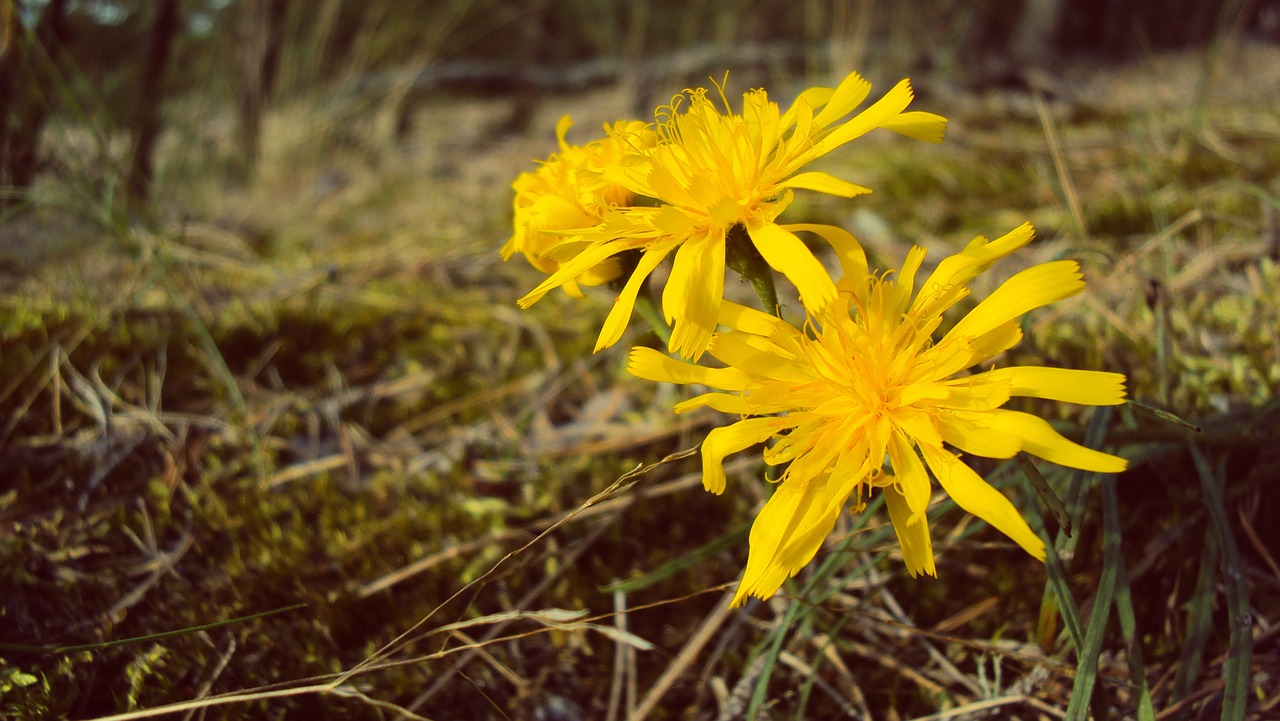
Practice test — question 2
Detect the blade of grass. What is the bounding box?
[1063,473,1122,721]
[793,600,863,721]
[1127,399,1201,432]
[1175,529,1219,703]
[1019,460,1085,651]
[0,603,306,655]
[747,495,888,720]
[747,597,803,721]
[1111,535,1156,721]
[600,519,751,594]
[1028,406,1117,651]
[1189,444,1253,721]
[1016,453,1071,538]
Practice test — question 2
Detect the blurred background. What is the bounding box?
[2,1,1278,719]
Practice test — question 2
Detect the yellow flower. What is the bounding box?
[503,117,657,298]
[629,222,1128,606]
[518,72,947,359]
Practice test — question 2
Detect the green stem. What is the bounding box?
[724,223,779,316]
[609,251,670,345]
[632,289,671,345]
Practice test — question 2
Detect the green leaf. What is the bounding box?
[1063,474,1122,721]
[1190,444,1253,721]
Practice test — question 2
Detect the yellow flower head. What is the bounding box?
[629,223,1128,607]
[504,117,656,298]
[518,72,947,358]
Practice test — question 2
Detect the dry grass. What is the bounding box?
[1,40,1278,721]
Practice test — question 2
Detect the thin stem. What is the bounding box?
[607,250,670,344]
[724,223,779,316]
[632,288,671,345]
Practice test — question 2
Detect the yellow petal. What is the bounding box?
[746,220,838,313]
[709,332,810,381]
[702,418,793,494]
[887,431,931,520]
[966,321,1024,366]
[781,87,835,130]
[776,479,852,572]
[717,299,787,336]
[911,223,1035,320]
[673,391,763,415]
[890,246,928,315]
[518,239,630,308]
[892,406,944,449]
[627,347,752,391]
[937,411,1023,458]
[664,230,725,360]
[595,245,673,351]
[812,70,872,128]
[907,336,975,387]
[880,111,948,143]
[555,115,574,151]
[980,367,1128,406]
[982,410,1128,473]
[775,171,872,198]
[946,260,1084,341]
[780,223,868,295]
[732,480,821,606]
[943,372,1013,411]
[919,444,1046,561]
[811,79,914,157]
[882,479,936,577]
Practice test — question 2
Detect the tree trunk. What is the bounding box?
[0,0,70,210]
[126,0,181,206]
[234,0,289,182]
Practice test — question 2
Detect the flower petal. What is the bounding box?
[775,171,872,198]
[811,79,914,157]
[781,223,869,294]
[674,391,759,415]
[732,480,823,606]
[891,246,928,315]
[781,87,834,130]
[889,431,932,520]
[943,372,1013,411]
[746,220,838,313]
[518,239,632,308]
[717,299,788,336]
[981,409,1128,473]
[966,321,1024,366]
[946,260,1084,341]
[595,243,675,351]
[702,417,795,494]
[664,230,726,360]
[881,111,948,143]
[776,478,855,572]
[627,347,751,391]
[710,332,810,381]
[980,367,1128,406]
[919,444,1046,561]
[812,70,872,128]
[883,479,936,577]
[911,223,1036,320]
[937,411,1023,458]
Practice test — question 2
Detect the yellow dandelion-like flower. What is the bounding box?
[503,117,657,298]
[629,222,1128,607]
[518,71,947,359]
